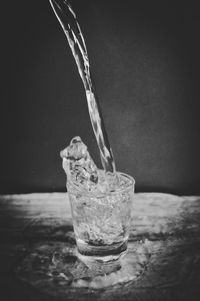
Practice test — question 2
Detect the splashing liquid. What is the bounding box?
[49,0,116,173]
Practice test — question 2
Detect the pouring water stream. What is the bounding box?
[49,0,116,174]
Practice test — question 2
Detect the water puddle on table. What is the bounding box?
[15,239,151,296]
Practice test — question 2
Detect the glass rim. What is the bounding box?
[67,171,135,198]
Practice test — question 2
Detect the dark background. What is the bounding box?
[1,0,200,194]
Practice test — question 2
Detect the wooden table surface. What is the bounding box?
[0,192,200,301]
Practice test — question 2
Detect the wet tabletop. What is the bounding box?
[0,192,200,301]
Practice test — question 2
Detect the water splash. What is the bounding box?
[49,0,116,173]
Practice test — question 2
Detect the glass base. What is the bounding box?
[76,250,127,275]
[76,239,128,274]
[76,238,128,257]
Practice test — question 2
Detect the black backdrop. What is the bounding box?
[1,0,200,194]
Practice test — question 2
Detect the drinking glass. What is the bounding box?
[67,172,135,268]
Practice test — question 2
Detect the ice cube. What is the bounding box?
[60,136,98,190]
